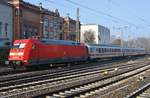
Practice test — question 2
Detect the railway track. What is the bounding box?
[0,58,149,98]
[0,58,122,76]
[0,56,145,76]
[0,58,142,85]
[135,86,150,98]
[125,80,150,98]
[44,62,150,98]
[0,62,146,92]
[0,58,146,88]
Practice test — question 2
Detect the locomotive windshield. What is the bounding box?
[12,43,26,49]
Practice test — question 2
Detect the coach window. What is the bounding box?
[99,48,101,53]
[108,48,110,52]
[104,48,106,52]
[104,48,105,52]
[106,48,108,52]
[96,48,98,52]
[90,48,93,52]
[117,49,119,52]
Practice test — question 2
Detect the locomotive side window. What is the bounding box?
[32,44,36,50]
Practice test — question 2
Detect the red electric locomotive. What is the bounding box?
[8,39,88,68]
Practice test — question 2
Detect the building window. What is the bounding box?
[5,23,8,37]
[49,21,53,27]
[44,18,49,28]
[0,22,2,36]
[15,8,22,16]
[60,23,62,30]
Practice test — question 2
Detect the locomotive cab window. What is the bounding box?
[19,43,26,48]
[13,43,26,49]
[13,43,20,48]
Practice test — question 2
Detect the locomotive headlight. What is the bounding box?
[23,60,27,62]
[9,52,15,56]
[18,52,24,56]
[9,52,23,56]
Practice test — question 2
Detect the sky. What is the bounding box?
[24,0,150,40]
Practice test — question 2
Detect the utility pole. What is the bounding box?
[115,27,124,54]
[76,8,80,42]
[39,2,43,38]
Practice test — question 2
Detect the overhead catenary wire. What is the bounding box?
[64,0,140,28]
[108,0,150,28]
[38,0,150,38]
[64,0,150,38]
[45,0,122,25]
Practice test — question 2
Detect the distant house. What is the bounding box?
[81,24,110,44]
[0,0,13,43]
[63,17,77,41]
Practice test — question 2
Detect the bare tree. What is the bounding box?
[126,37,150,51]
[83,30,95,44]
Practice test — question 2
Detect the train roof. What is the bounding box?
[123,47,145,50]
[40,39,82,46]
[87,43,121,48]
[86,43,145,50]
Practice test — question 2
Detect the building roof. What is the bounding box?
[81,24,98,26]
[8,0,59,16]
[81,24,109,30]
[64,16,76,22]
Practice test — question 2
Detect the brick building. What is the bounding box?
[63,17,77,41]
[8,0,42,40]
[6,0,79,41]
[8,0,63,40]
[43,9,63,40]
